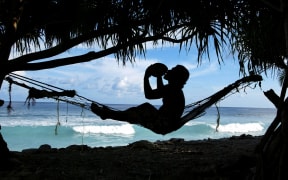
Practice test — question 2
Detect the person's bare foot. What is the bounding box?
[90,103,109,120]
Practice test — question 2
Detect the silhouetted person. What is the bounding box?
[91,63,189,135]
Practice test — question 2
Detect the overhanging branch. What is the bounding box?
[9,35,161,71]
[11,27,119,64]
[8,21,224,72]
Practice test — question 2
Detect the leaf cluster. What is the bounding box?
[0,0,286,74]
[233,0,287,75]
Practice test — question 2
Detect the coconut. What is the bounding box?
[147,63,168,77]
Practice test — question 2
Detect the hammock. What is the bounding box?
[5,73,262,134]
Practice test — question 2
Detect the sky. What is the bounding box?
[0,43,281,108]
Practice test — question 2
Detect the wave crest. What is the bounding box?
[73,124,135,135]
[211,123,264,133]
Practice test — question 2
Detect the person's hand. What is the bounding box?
[145,64,154,77]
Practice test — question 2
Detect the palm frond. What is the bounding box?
[0,0,286,73]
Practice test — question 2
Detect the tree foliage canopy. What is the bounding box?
[0,0,286,76]
[234,0,287,74]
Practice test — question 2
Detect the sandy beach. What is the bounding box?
[0,134,261,180]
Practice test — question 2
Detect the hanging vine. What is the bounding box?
[80,106,85,147]
[66,102,69,123]
[7,80,13,113]
[54,99,61,135]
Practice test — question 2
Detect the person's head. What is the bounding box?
[164,65,189,87]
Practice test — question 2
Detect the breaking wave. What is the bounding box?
[72,124,135,135]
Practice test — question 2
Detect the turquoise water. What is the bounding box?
[0,102,276,151]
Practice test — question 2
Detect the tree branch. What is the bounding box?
[9,19,225,72]
[264,89,281,108]
[9,35,161,71]
[10,27,118,63]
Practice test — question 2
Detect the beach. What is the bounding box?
[1,135,260,180]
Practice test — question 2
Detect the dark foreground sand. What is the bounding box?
[0,135,261,180]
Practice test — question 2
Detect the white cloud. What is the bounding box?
[82,58,151,101]
[7,56,161,104]
[189,61,219,78]
[13,71,26,77]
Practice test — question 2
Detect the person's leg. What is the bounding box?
[90,103,113,120]
[91,102,158,124]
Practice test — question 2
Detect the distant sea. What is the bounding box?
[0,101,276,152]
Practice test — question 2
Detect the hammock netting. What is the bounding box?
[4,73,263,134]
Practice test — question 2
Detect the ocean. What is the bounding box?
[0,101,276,151]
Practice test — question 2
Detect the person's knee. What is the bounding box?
[139,102,155,109]
[126,102,157,115]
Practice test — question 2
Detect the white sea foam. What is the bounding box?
[72,124,135,135]
[0,119,57,127]
[210,123,264,133]
[185,121,207,126]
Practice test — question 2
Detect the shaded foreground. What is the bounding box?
[1,135,260,180]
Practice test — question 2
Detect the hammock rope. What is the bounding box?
[5,73,109,110]
[180,74,263,123]
[5,73,263,134]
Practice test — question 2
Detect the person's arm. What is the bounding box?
[144,67,163,99]
[157,76,164,89]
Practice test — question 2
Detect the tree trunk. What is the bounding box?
[0,132,11,167]
[255,0,288,179]
[0,7,18,165]
[255,88,288,180]
[0,70,12,168]
[0,75,11,167]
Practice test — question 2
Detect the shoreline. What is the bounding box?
[1,134,261,179]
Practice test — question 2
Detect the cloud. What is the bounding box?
[13,71,26,77]
[12,56,161,104]
[188,61,219,78]
[80,58,152,100]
